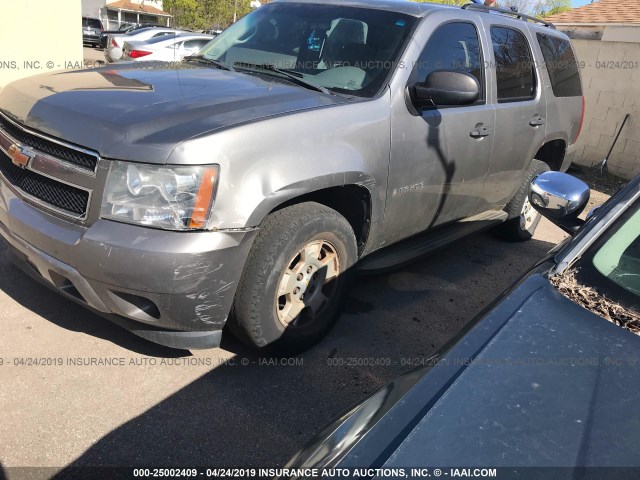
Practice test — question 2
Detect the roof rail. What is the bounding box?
[461,3,556,29]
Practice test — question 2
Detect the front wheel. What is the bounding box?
[229,202,357,355]
[495,159,550,241]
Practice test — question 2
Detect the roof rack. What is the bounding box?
[461,3,556,29]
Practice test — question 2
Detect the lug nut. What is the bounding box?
[307,266,312,274]
[297,273,303,281]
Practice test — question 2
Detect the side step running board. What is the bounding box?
[358,210,508,274]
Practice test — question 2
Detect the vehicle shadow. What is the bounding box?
[0,243,188,358]
[52,231,557,471]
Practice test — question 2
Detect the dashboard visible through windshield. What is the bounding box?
[198,3,418,97]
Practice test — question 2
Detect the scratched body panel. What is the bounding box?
[0,0,581,349]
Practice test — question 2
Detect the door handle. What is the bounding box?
[470,126,492,138]
[529,117,545,127]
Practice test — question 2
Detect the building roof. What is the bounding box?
[545,0,640,25]
[106,0,172,17]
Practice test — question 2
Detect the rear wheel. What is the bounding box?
[229,202,357,355]
[496,159,550,241]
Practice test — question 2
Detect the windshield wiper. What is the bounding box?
[233,62,330,94]
[184,55,234,72]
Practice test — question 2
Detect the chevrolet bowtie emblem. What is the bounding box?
[7,143,32,169]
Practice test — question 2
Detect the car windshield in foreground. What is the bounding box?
[593,207,640,297]
[578,201,640,312]
[198,2,417,97]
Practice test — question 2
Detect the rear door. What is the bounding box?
[482,23,547,209]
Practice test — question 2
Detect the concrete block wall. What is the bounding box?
[568,38,640,179]
[0,0,83,90]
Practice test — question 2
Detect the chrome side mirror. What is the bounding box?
[413,70,480,108]
[529,171,590,234]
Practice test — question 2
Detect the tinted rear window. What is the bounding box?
[537,33,582,97]
[491,26,536,102]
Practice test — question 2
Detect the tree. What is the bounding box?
[163,0,199,28]
[164,0,254,30]
[534,0,572,17]
[499,0,536,12]
[413,0,572,16]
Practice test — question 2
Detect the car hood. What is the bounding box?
[0,64,347,163]
[319,270,640,470]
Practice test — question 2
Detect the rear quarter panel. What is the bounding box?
[528,25,584,164]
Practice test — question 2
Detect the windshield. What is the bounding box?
[592,207,640,297]
[578,200,640,311]
[198,3,417,97]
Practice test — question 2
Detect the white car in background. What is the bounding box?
[105,27,183,62]
[121,33,214,62]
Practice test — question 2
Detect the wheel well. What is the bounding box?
[270,185,372,255]
[535,139,567,171]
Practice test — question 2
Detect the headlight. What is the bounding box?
[101,161,219,230]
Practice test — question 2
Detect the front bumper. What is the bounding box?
[0,182,257,349]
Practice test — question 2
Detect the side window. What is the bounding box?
[537,33,582,97]
[415,22,484,101]
[184,40,209,51]
[491,26,535,102]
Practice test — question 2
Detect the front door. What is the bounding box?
[383,18,495,244]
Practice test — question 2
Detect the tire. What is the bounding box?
[229,202,357,355]
[495,159,550,242]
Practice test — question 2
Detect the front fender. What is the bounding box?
[245,170,379,227]
[168,97,392,243]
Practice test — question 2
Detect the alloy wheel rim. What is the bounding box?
[520,195,539,231]
[276,240,340,328]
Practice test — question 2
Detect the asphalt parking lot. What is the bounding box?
[83,46,106,67]
[0,47,606,478]
[0,214,571,477]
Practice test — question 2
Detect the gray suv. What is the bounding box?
[0,0,583,353]
[82,17,104,47]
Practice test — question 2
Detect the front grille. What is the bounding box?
[0,116,98,172]
[0,150,89,216]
